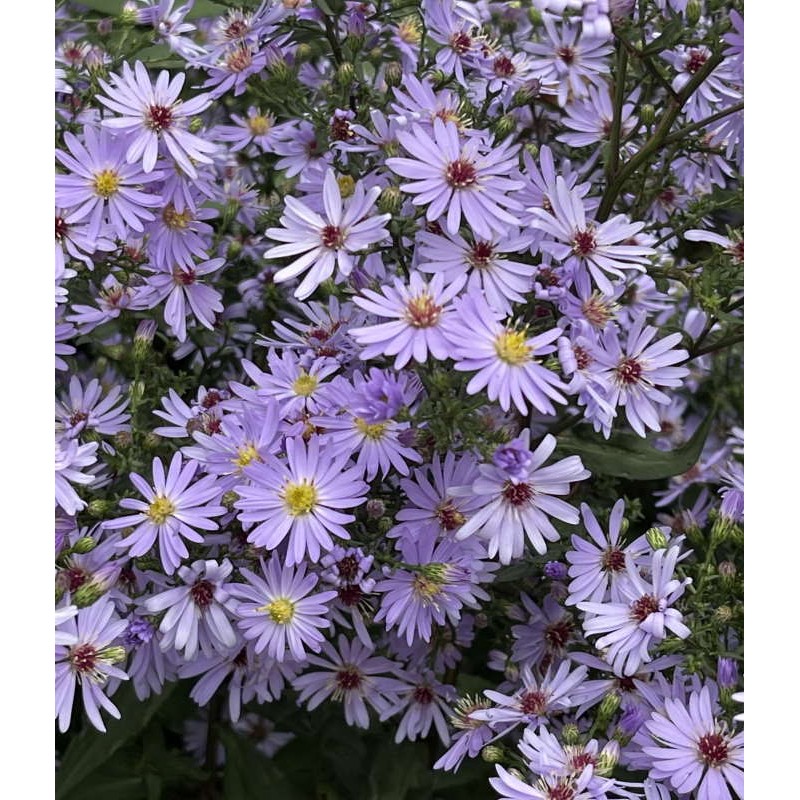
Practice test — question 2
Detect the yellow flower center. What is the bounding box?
[162,203,194,230]
[494,330,531,365]
[283,480,317,516]
[337,175,356,198]
[398,17,421,44]
[412,574,443,602]
[355,417,389,440]
[292,372,319,397]
[261,597,296,624]
[93,169,120,198]
[147,495,176,525]
[234,443,260,469]
[248,113,273,136]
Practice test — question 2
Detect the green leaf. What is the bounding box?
[71,0,124,14]
[72,0,226,17]
[185,1,227,20]
[56,684,175,800]
[368,741,430,800]
[555,406,717,481]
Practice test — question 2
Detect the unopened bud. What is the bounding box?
[714,605,733,623]
[134,319,157,361]
[640,103,656,126]
[336,62,355,87]
[366,499,385,519]
[120,2,139,24]
[561,724,581,745]
[114,431,133,449]
[101,645,127,664]
[686,0,702,26]
[494,114,517,139]
[717,657,739,690]
[430,69,448,88]
[481,745,505,764]
[378,185,403,215]
[143,432,162,450]
[528,7,543,25]
[385,61,403,87]
[646,526,669,550]
[74,581,108,607]
[97,17,113,35]
[129,380,146,403]
[72,536,97,554]
[377,517,394,534]
[295,43,313,62]
[87,500,115,518]
[597,692,621,724]
[105,344,126,361]
[544,561,568,580]
[337,175,356,199]
[222,490,239,511]
[596,742,620,776]
[524,142,539,158]
[619,517,630,535]
[718,560,736,579]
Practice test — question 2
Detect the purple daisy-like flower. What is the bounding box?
[489,765,595,800]
[104,452,226,575]
[293,635,406,729]
[387,119,523,239]
[578,545,692,676]
[593,313,690,437]
[642,686,744,800]
[531,177,654,297]
[446,290,567,416]
[349,271,465,369]
[55,126,162,240]
[144,558,239,660]
[55,598,129,733]
[234,435,369,566]
[453,431,590,564]
[230,556,337,662]
[56,375,131,439]
[55,437,98,516]
[380,668,456,745]
[264,170,391,300]
[97,61,216,176]
[146,201,216,270]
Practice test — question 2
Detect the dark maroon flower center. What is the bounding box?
[602,546,626,572]
[337,555,360,582]
[469,241,494,269]
[174,267,197,286]
[630,593,660,622]
[147,104,174,132]
[70,643,98,673]
[413,685,434,704]
[191,579,215,609]
[697,732,729,766]
[445,158,478,189]
[331,117,356,141]
[450,31,473,54]
[233,647,248,667]
[494,55,516,77]
[568,752,596,770]
[69,410,89,428]
[545,618,574,650]
[573,345,592,371]
[686,49,708,74]
[56,216,68,241]
[321,225,345,249]
[557,46,576,65]
[617,676,636,692]
[538,266,560,286]
[338,584,363,607]
[64,566,89,592]
[519,689,547,715]
[660,187,676,205]
[731,240,744,263]
[426,220,444,236]
[225,19,249,39]
[336,666,363,690]
[572,228,597,256]
[436,500,466,531]
[616,357,643,385]
[202,390,222,409]
[226,47,253,73]
[502,481,534,507]
[546,783,575,800]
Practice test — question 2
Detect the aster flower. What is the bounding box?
[510,594,578,670]
[453,431,589,564]
[387,119,523,240]
[593,313,690,437]
[565,499,650,606]
[104,452,226,575]
[643,686,744,799]
[55,437,98,516]
[531,177,654,297]
[293,635,406,728]
[55,598,129,733]
[212,106,287,152]
[234,435,369,566]
[230,556,337,662]
[490,765,595,800]
[146,200,216,270]
[97,61,215,176]
[578,545,692,676]
[390,74,470,133]
[424,0,485,85]
[380,669,456,745]
[349,271,465,369]
[56,375,131,439]
[446,290,567,416]
[374,531,497,646]
[264,169,390,300]
[144,559,239,660]
[55,126,162,240]
[557,84,638,149]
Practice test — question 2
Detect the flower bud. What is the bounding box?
[336,62,355,87]
[104,344,126,361]
[597,692,621,725]
[474,612,489,629]
[129,380,146,403]
[686,0,702,26]
[561,724,581,745]
[337,175,356,199]
[614,704,646,744]
[87,499,115,519]
[528,7,543,25]
[596,741,620,776]
[717,657,739,690]
[120,2,139,24]
[718,560,736,578]
[366,499,385,519]
[133,319,157,362]
[72,536,97,554]
[114,431,133,449]
[97,18,113,35]
[143,432,162,450]
[524,142,539,158]
[544,561,568,580]
[222,490,239,511]
[384,61,403,87]
[713,605,733,623]
[646,526,669,550]
[494,114,517,139]
[618,517,630,535]
[295,43,313,62]
[481,745,505,764]
[430,69,449,88]
[640,103,656,126]
[101,645,127,665]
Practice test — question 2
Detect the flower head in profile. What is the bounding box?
[104,452,225,575]
[265,170,390,300]
[230,556,337,662]
[97,61,216,176]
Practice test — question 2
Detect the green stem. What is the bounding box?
[606,42,629,182]
[662,102,744,146]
